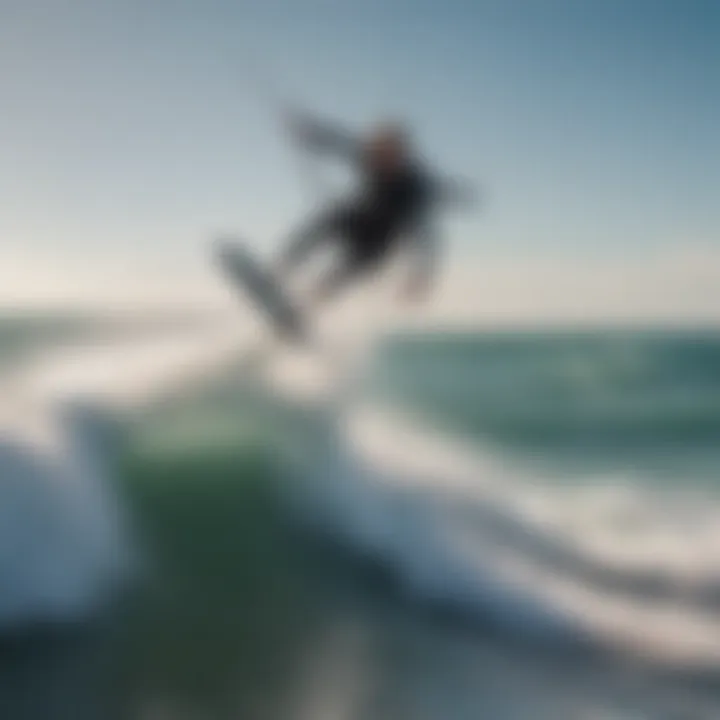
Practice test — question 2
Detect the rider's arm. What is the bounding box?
[285,110,362,164]
[401,174,477,299]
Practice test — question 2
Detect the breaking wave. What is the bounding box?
[3,323,720,675]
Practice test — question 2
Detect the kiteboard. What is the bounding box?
[214,238,306,343]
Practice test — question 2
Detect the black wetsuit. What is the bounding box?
[277,119,442,297]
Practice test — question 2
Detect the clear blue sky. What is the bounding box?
[1,0,718,273]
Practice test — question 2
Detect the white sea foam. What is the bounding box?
[270,358,720,670]
[0,324,242,628]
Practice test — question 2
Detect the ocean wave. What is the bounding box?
[0,397,134,628]
[0,325,240,630]
[247,383,720,669]
[5,325,720,673]
[124,341,720,670]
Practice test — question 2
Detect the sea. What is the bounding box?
[2,312,720,719]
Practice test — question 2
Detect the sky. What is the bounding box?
[1,0,718,318]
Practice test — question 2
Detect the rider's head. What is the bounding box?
[364,121,410,172]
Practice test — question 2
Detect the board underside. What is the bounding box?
[216,241,305,342]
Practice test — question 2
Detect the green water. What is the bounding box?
[114,445,315,718]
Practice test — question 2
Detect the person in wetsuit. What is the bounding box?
[274,111,475,305]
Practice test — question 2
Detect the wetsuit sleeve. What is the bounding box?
[287,111,362,164]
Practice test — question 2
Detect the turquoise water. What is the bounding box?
[371,329,720,483]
